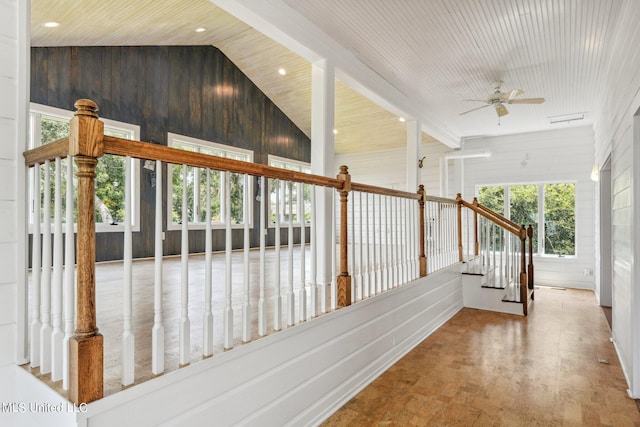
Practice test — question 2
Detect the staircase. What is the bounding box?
[461,257,533,316]
[456,195,535,316]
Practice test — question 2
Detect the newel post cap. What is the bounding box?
[69,99,104,158]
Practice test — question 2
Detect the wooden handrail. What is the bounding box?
[103,136,344,190]
[424,195,458,204]
[350,182,421,200]
[23,138,70,166]
[457,195,521,236]
[473,198,521,231]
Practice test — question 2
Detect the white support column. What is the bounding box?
[311,58,335,313]
[406,119,421,192]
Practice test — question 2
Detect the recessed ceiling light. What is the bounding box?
[44,22,60,28]
[333,129,338,134]
[399,117,406,122]
[195,27,206,33]
[278,68,286,76]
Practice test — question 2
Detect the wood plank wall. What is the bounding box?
[30,46,311,262]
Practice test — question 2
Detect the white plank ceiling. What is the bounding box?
[31,0,624,153]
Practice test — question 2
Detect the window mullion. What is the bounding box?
[538,184,544,255]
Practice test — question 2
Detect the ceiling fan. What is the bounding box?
[459,81,545,118]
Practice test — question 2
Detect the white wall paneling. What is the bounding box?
[15,265,461,427]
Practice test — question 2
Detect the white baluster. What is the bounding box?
[371,193,377,296]
[298,182,307,321]
[62,157,75,389]
[242,174,251,342]
[389,196,395,286]
[274,179,283,330]
[492,223,497,278]
[30,165,42,368]
[51,157,64,382]
[330,190,336,311]
[180,165,191,363]
[486,218,491,270]
[152,160,165,373]
[358,192,364,299]
[384,195,390,290]
[203,169,214,356]
[393,197,403,285]
[223,171,233,349]
[258,176,267,335]
[310,185,317,316]
[40,160,52,375]
[411,202,420,279]
[409,198,414,280]
[351,191,356,301]
[400,198,409,283]
[287,181,295,326]
[499,227,504,287]
[374,194,382,294]
[122,156,134,385]
[364,193,370,298]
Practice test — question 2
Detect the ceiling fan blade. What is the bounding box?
[507,89,524,100]
[462,99,488,102]
[459,104,491,115]
[495,104,509,117]
[508,97,545,104]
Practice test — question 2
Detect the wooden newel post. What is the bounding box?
[455,193,463,262]
[336,165,352,307]
[68,99,104,404]
[519,226,528,316]
[418,185,427,277]
[472,197,479,256]
[527,225,534,289]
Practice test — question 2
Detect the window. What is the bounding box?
[29,103,140,231]
[477,182,576,256]
[167,133,253,229]
[543,183,575,255]
[268,155,311,225]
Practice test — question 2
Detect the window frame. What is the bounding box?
[476,180,577,257]
[166,132,254,231]
[267,155,312,227]
[29,102,141,233]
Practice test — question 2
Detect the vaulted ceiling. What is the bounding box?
[31,0,623,153]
